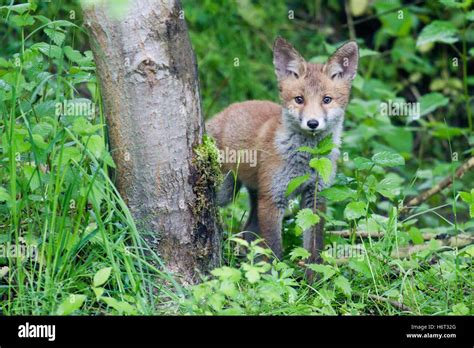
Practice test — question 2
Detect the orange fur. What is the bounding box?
[206,38,358,259]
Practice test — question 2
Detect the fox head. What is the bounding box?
[273,37,358,135]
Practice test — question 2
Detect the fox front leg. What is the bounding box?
[301,188,326,264]
[257,194,284,259]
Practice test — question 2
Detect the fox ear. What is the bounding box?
[273,37,306,80]
[325,41,359,81]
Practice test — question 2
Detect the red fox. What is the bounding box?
[206,37,359,262]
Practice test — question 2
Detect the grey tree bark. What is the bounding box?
[81,0,220,284]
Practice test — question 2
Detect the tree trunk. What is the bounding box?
[81,0,220,284]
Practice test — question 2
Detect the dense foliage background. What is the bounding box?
[0,0,472,315]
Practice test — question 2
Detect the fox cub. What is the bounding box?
[206,37,359,262]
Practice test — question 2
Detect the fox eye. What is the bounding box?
[294,96,304,104]
[322,96,332,104]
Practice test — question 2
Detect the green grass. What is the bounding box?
[191,159,472,316]
[0,4,183,314]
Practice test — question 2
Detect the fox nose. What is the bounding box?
[307,120,319,129]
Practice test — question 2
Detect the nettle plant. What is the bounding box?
[331,151,405,234]
[184,237,300,315]
[285,135,406,261]
[286,135,405,233]
[285,135,336,236]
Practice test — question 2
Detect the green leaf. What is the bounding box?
[349,0,369,17]
[208,293,225,311]
[416,20,459,46]
[244,266,260,283]
[320,186,356,202]
[49,20,77,28]
[93,267,112,287]
[430,123,464,139]
[92,287,104,299]
[440,0,471,9]
[219,280,238,297]
[316,135,336,155]
[44,28,66,46]
[230,237,249,248]
[383,127,413,153]
[375,177,401,199]
[359,48,379,58]
[348,258,372,278]
[31,134,47,150]
[72,117,103,136]
[258,284,283,303]
[344,201,366,220]
[306,263,336,280]
[289,247,311,261]
[211,266,241,282]
[310,157,332,184]
[296,208,320,230]
[334,275,352,296]
[56,294,86,315]
[33,122,54,139]
[86,135,105,159]
[102,152,116,168]
[461,245,474,257]
[10,14,35,27]
[192,284,211,302]
[353,157,373,170]
[53,146,82,167]
[0,3,34,14]
[219,307,244,315]
[374,1,413,37]
[31,42,62,59]
[286,173,310,197]
[297,146,317,155]
[459,190,474,204]
[0,187,11,202]
[451,303,469,315]
[23,165,40,191]
[419,93,449,117]
[408,227,424,245]
[371,151,405,167]
[466,10,474,21]
[64,46,93,65]
[101,297,137,315]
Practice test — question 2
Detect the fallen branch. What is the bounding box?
[327,230,384,239]
[326,230,460,240]
[299,233,473,264]
[400,156,474,215]
[367,294,412,312]
[391,234,473,258]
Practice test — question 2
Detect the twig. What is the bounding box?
[327,230,473,242]
[328,230,383,239]
[205,78,229,116]
[344,0,356,41]
[342,0,425,28]
[400,156,474,214]
[392,234,473,258]
[312,232,473,263]
[367,294,412,312]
